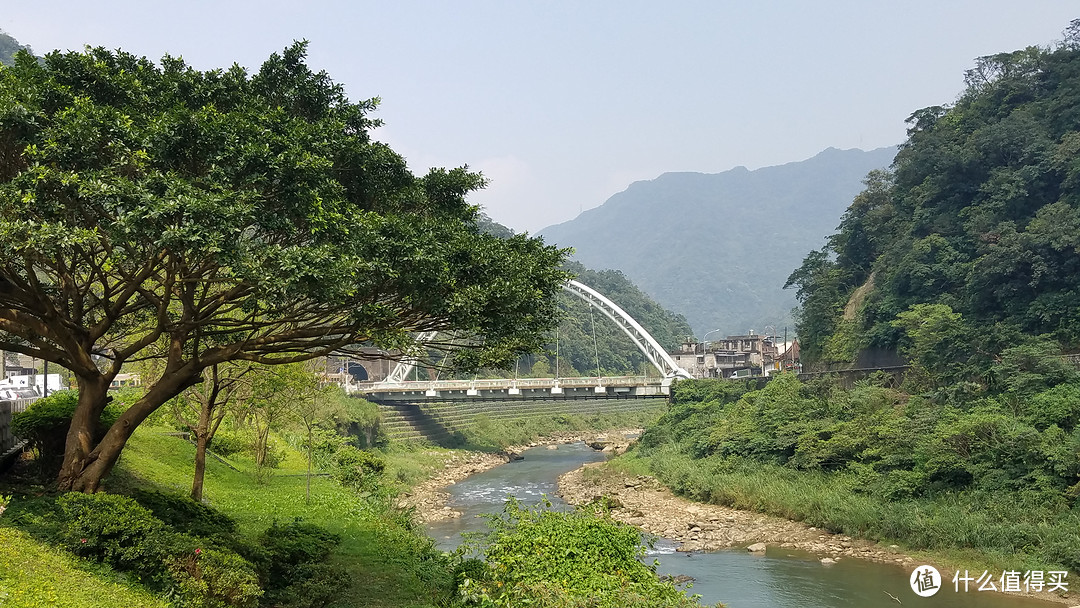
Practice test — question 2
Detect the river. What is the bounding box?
[426,441,1062,608]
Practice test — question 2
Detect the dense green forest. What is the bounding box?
[787,24,1080,374]
[478,214,694,377]
[0,30,34,65]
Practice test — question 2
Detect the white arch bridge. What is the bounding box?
[353,279,692,401]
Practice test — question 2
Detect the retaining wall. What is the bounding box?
[376,396,666,443]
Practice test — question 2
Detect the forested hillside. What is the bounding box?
[0,30,34,65]
[788,27,1080,372]
[542,261,693,376]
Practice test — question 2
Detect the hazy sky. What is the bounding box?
[3,2,1076,232]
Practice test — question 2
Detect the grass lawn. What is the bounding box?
[104,426,455,608]
[0,526,169,608]
[0,426,458,608]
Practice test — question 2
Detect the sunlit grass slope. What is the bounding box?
[0,526,169,608]
[109,426,453,608]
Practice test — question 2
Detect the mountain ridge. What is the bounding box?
[539,146,898,337]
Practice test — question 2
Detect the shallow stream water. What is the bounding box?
[426,442,1061,608]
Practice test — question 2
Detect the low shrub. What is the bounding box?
[209,431,248,458]
[169,548,263,608]
[263,562,348,608]
[261,520,340,573]
[130,489,237,539]
[459,498,706,608]
[12,391,121,476]
[332,446,385,491]
[58,492,176,581]
[260,520,344,608]
[58,492,264,607]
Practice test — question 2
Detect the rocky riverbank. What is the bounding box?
[558,463,912,564]
[396,430,640,523]
[558,462,1077,606]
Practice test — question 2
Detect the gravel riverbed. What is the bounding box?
[556,461,1076,606]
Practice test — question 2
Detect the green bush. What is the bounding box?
[12,391,122,475]
[452,557,491,592]
[169,548,263,608]
[58,492,177,581]
[259,520,344,608]
[130,489,237,539]
[263,563,347,608]
[300,428,349,469]
[210,431,248,458]
[332,446,385,491]
[58,492,265,607]
[459,498,706,608]
[261,520,340,571]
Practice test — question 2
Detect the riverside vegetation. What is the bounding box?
[621,368,1080,582]
[0,384,696,608]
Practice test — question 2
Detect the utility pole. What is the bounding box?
[784,327,790,368]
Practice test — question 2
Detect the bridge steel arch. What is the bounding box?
[378,280,692,385]
[562,280,692,381]
[381,331,439,385]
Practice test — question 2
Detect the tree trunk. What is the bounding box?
[56,375,111,491]
[191,433,209,501]
[306,425,312,503]
[191,404,211,501]
[59,366,200,492]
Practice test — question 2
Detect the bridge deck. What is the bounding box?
[354,376,669,400]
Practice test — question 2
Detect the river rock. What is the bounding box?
[747,543,767,553]
[821,557,837,565]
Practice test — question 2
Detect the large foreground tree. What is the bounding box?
[0,43,568,491]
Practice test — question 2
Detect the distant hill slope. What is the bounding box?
[0,30,35,66]
[539,146,897,336]
[477,213,692,375]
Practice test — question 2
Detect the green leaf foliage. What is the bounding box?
[0,41,570,489]
[459,498,707,608]
[635,375,1080,572]
[789,24,1080,374]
